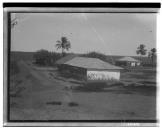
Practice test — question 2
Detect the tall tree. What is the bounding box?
[136,44,147,56]
[55,37,71,56]
[148,48,156,67]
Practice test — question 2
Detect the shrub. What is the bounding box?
[33,49,62,66]
[81,51,114,64]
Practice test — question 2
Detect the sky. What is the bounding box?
[11,13,157,56]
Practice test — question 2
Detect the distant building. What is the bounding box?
[115,56,141,67]
[56,56,123,81]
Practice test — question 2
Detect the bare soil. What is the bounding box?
[9,61,156,120]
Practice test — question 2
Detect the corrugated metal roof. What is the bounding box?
[56,54,77,64]
[117,56,140,62]
[64,57,123,70]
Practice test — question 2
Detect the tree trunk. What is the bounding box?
[141,55,143,67]
[62,48,65,57]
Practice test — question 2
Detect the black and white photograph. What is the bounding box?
[3,3,161,127]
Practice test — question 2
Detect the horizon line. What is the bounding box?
[10,50,149,57]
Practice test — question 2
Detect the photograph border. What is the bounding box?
[3,2,161,127]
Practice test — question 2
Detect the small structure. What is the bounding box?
[115,56,141,67]
[56,56,123,81]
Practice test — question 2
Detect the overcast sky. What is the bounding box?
[11,13,157,56]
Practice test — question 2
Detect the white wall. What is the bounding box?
[136,62,141,66]
[131,62,136,66]
[87,70,120,80]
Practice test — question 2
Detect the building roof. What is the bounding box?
[117,56,140,62]
[56,54,77,64]
[64,57,123,70]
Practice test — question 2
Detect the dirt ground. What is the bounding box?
[9,60,156,120]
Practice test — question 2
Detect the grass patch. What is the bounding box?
[10,86,25,97]
[73,80,156,96]
[127,73,150,79]
[74,81,124,92]
[10,79,25,97]
[10,61,20,75]
[139,81,156,85]
[123,84,156,96]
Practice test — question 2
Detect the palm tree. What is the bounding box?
[148,48,156,67]
[136,44,147,56]
[136,44,147,66]
[55,36,71,56]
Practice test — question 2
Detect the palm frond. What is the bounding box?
[55,43,62,50]
[56,40,61,44]
[56,37,71,52]
[65,42,71,51]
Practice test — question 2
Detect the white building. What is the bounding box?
[57,56,123,81]
[115,56,141,67]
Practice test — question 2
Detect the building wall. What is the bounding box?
[57,64,87,80]
[136,62,141,66]
[87,70,120,80]
[116,61,140,67]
